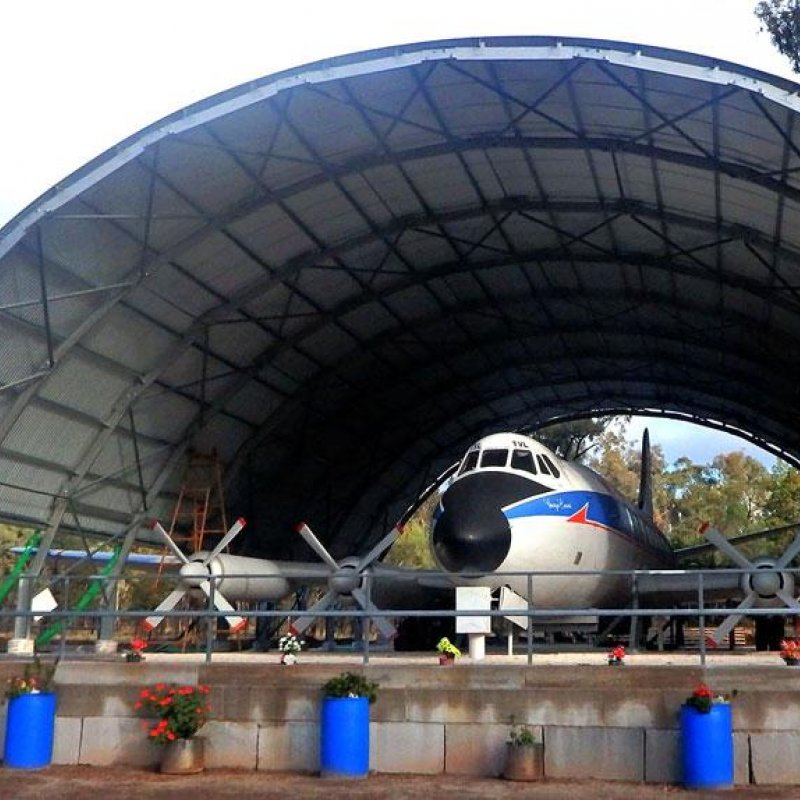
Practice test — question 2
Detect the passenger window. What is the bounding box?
[536,454,551,475]
[542,454,560,479]
[510,449,537,474]
[458,451,479,475]
[480,449,508,468]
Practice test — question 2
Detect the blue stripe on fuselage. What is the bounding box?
[504,490,624,530]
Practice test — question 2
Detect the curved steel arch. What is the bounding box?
[3,36,800,557]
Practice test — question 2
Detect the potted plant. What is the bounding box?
[3,657,58,769]
[607,645,625,665]
[435,636,461,664]
[780,638,800,665]
[120,637,148,663]
[320,671,379,778]
[503,720,544,781]
[680,682,736,789]
[133,682,211,774]
[278,632,303,665]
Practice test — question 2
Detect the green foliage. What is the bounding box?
[755,1,800,73]
[508,723,538,746]
[435,636,461,657]
[384,516,435,568]
[322,671,379,703]
[535,418,617,461]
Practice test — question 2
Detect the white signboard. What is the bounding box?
[31,588,57,622]
[499,585,530,630]
[455,586,492,634]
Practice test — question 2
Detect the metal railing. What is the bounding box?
[0,565,796,665]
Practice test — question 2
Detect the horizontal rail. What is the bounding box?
[1,565,797,665]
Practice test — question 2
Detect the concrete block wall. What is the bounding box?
[2,660,800,783]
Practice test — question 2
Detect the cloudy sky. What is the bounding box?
[2,0,793,467]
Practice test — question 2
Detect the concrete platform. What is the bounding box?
[0,649,797,784]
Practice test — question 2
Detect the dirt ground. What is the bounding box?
[2,768,800,800]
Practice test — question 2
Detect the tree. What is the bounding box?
[755,1,800,73]
[535,418,613,461]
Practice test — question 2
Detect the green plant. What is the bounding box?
[134,683,211,743]
[508,723,538,747]
[4,657,56,700]
[322,672,379,704]
[436,637,461,658]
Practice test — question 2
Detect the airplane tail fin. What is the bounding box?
[637,428,654,518]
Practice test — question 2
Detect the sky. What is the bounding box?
[1,0,794,468]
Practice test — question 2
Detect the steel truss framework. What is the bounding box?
[2,37,800,569]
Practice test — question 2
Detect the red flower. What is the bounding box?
[693,684,713,699]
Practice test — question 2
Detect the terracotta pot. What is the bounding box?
[438,655,454,665]
[503,743,544,781]
[159,737,205,774]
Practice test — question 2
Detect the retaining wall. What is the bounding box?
[0,659,798,783]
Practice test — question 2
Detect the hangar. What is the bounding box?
[2,36,800,569]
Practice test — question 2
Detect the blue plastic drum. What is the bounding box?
[680,703,733,789]
[3,692,57,769]
[320,696,369,778]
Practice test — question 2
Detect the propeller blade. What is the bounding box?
[143,589,187,631]
[290,590,337,635]
[351,586,397,639]
[296,523,340,571]
[197,581,247,633]
[710,592,756,645]
[151,521,191,565]
[205,517,247,564]
[776,588,800,610]
[704,527,754,570]
[354,526,401,573]
[776,530,800,570]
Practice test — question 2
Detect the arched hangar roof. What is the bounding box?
[2,36,800,558]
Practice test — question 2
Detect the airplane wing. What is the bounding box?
[8,547,181,568]
[673,521,800,561]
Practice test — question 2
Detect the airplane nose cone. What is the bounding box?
[432,474,514,572]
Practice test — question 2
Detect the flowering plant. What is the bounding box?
[685,683,735,714]
[607,645,625,665]
[279,633,303,655]
[780,638,800,663]
[134,683,211,744]
[121,638,148,663]
[5,658,56,700]
[436,637,461,658]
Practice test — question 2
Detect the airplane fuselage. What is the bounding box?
[431,432,676,609]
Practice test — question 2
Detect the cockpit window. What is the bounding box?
[510,449,537,474]
[479,449,508,468]
[458,450,479,475]
[542,454,560,479]
[536,454,551,475]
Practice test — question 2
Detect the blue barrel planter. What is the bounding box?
[3,692,57,769]
[680,703,733,789]
[320,696,369,778]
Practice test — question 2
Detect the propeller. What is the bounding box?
[703,523,800,645]
[289,522,401,639]
[144,518,248,633]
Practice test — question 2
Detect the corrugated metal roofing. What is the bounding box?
[2,36,800,558]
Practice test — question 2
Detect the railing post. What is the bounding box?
[629,572,640,653]
[205,576,215,664]
[526,573,533,665]
[363,573,371,666]
[698,571,706,667]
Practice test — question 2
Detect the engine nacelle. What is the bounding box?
[182,554,289,602]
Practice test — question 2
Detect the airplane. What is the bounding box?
[429,430,800,646]
[11,429,800,649]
